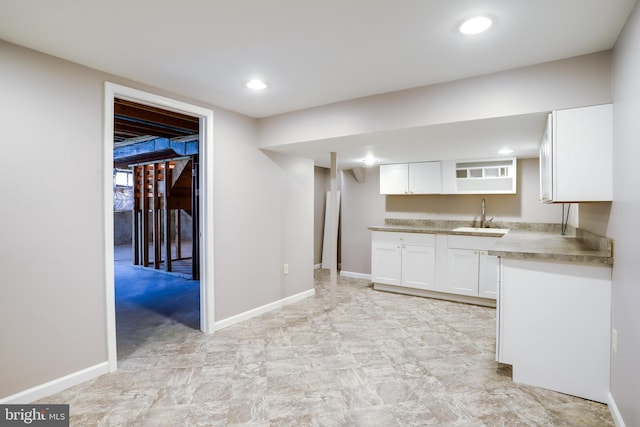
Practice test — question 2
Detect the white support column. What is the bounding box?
[329,152,338,309]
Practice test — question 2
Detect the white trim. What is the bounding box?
[373,283,497,308]
[608,392,626,427]
[103,86,117,371]
[0,363,109,404]
[104,82,216,375]
[214,289,315,331]
[340,271,371,280]
[314,263,322,269]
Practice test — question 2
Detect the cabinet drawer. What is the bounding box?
[371,231,405,243]
[448,235,500,250]
[372,231,435,246]
[402,233,435,246]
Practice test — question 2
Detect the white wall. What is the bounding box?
[0,40,314,400]
[0,39,108,401]
[340,168,386,275]
[211,111,314,321]
[259,52,612,148]
[607,2,640,425]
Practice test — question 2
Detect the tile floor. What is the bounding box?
[38,267,614,426]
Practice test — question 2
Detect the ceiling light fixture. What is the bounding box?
[246,79,267,90]
[459,16,493,35]
[362,157,378,166]
[498,148,514,155]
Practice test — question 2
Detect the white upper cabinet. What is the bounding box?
[379,161,441,195]
[540,104,613,203]
[442,158,517,194]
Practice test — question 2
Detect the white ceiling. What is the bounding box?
[277,112,550,169]
[0,0,636,168]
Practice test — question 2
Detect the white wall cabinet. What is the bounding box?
[445,235,500,299]
[442,158,516,194]
[371,232,436,290]
[497,258,611,403]
[379,162,441,195]
[540,103,613,202]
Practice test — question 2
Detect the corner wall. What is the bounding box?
[0,40,108,399]
[259,52,612,148]
[608,2,640,425]
[0,40,314,401]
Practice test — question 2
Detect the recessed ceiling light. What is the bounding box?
[246,79,267,90]
[459,16,493,35]
[362,157,378,166]
[498,148,514,155]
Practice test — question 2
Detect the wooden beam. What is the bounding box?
[164,161,172,272]
[191,155,200,280]
[114,98,199,131]
[175,210,182,260]
[114,118,192,140]
[153,163,161,269]
[141,165,150,267]
[132,166,141,266]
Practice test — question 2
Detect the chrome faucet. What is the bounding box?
[481,198,486,228]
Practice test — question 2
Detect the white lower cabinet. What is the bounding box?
[371,241,402,285]
[371,232,435,290]
[445,235,500,299]
[478,251,499,299]
[497,258,611,403]
[446,249,479,296]
[371,231,499,300]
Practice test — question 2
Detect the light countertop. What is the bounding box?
[369,219,613,265]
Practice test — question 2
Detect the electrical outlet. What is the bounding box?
[612,328,618,354]
[283,263,289,275]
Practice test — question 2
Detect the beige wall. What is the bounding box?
[212,113,314,321]
[340,158,564,275]
[340,168,386,275]
[0,39,107,401]
[606,2,640,424]
[0,40,314,399]
[259,51,612,148]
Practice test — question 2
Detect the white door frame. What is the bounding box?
[103,82,215,372]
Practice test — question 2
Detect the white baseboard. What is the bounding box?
[608,392,626,427]
[0,362,109,404]
[339,271,371,280]
[214,288,315,331]
[313,263,322,269]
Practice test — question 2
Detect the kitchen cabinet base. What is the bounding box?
[497,258,611,403]
[373,283,496,308]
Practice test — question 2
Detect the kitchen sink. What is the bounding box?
[452,227,509,235]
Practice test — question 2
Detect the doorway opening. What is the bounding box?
[104,83,215,372]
